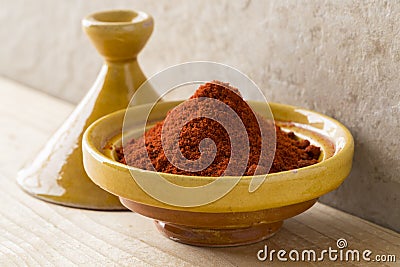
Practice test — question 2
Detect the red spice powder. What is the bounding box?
[117,81,320,176]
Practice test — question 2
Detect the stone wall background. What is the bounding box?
[1,0,399,231]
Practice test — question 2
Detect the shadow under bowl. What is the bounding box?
[82,101,354,247]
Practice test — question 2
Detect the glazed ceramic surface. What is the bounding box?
[82,101,354,245]
[17,10,157,210]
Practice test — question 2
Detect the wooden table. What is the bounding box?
[0,78,399,266]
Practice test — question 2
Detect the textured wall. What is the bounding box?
[1,0,399,231]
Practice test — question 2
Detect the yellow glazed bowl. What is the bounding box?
[82,101,354,247]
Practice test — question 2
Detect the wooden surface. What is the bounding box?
[0,77,399,266]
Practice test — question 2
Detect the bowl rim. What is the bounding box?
[83,100,354,182]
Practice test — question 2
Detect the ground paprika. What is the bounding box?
[117,81,320,176]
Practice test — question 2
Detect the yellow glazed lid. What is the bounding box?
[17,10,156,210]
[82,101,354,213]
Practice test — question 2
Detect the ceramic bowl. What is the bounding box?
[82,101,354,247]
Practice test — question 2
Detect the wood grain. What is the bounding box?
[0,78,399,266]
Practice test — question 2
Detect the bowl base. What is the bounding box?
[154,220,283,247]
[120,198,317,247]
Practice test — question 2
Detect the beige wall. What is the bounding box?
[1,0,399,231]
